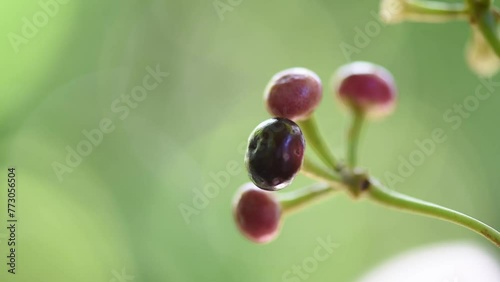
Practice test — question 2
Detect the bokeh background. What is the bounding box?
[1,0,499,281]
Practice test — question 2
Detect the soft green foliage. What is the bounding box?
[0,1,499,281]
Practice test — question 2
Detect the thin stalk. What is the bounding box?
[279,183,340,216]
[300,157,344,190]
[407,0,469,19]
[476,9,500,57]
[466,0,500,57]
[298,115,338,171]
[382,0,469,23]
[347,113,364,168]
[367,178,500,247]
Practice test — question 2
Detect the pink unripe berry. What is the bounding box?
[333,62,397,118]
[233,183,282,243]
[264,68,323,121]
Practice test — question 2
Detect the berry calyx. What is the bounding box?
[245,118,305,191]
[264,68,323,121]
[233,183,282,244]
[333,61,397,118]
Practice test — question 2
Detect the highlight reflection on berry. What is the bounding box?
[245,118,305,191]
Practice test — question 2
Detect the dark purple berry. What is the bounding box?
[233,183,281,243]
[265,68,322,121]
[333,62,397,118]
[245,118,305,191]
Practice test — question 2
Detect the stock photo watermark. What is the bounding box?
[382,128,447,187]
[178,121,301,224]
[51,65,169,182]
[178,141,246,224]
[8,0,71,54]
[109,268,134,282]
[213,0,243,21]
[382,76,500,188]
[281,235,339,282]
[339,2,402,61]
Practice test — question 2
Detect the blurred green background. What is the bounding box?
[1,0,499,281]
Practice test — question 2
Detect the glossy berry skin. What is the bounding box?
[245,118,305,191]
[333,61,397,118]
[233,183,281,243]
[264,68,322,121]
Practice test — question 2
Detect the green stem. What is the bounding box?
[382,0,469,23]
[466,0,500,58]
[347,113,364,168]
[279,183,340,215]
[298,115,338,171]
[476,9,500,57]
[407,0,469,18]
[367,177,500,247]
[494,8,500,21]
[466,0,492,7]
[300,157,344,189]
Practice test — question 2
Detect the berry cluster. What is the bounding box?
[231,61,500,247]
[229,0,500,253]
[233,62,397,243]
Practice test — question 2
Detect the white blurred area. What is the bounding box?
[358,242,500,282]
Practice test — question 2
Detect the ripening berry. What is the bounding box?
[245,118,305,191]
[233,183,282,243]
[333,61,397,118]
[264,68,322,121]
